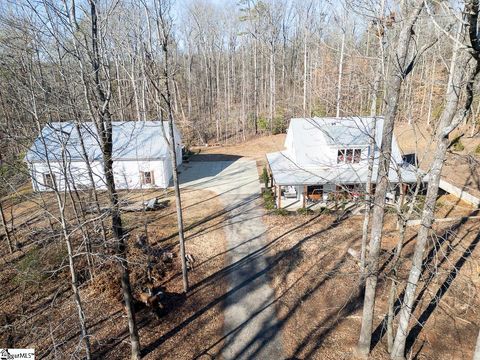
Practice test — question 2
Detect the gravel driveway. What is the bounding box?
[180,157,283,359]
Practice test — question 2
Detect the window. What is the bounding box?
[43,173,56,188]
[346,149,353,163]
[337,148,362,164]
[354,149,362,163]
[141,171,154,185]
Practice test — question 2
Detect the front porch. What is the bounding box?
[271,183,366,211]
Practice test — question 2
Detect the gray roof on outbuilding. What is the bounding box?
[25,121,178,163]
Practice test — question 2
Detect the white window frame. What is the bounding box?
[337,148,362,164]
[43,172,56,188]
[140,170,154,185]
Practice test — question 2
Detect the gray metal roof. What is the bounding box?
[25,121,179,163]
[322,123,371,146]
[266,151,419,186]
[288,116,381,148]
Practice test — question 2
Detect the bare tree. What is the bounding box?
[356,1,425,357]
[474,328,480,360]
[390,2,480,358]
[148,0,190,293]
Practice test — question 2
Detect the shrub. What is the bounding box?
[273,208,289,216]
[256,114,287,134]
[296,207,314,215]
[320,207,331,215]
[260,167,270,188]
[272,116,287,135]
[311,104,327,117]
[385,205,398,214]
[257,116,268,131]
[475,144,480,155]
[263,189,275,210]
[413,195,426,215]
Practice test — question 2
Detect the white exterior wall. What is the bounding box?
[29,161,106,192]
[113,159,168,189]
[29,156,178,192]
[284,140,370,168]
[283,117,403,170]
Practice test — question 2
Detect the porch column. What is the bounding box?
[277,185,282,208]
[302,185,306,208]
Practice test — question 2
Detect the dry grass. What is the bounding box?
[396,122,480,198]
[0,187,227,359]
[264,210,480,359]
[195,133,286,161]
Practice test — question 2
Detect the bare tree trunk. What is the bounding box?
[269,47,275,132]
[0,201,13,253]
[154,0,189,293]
[86,1,142,358]
[336,29,345,118]
[303,29,308,116]
[426,58,437,126]
[356,2,424,357]
[360,61,383,271]
[474,328,480,360]
[386,179,421,352]
[390,9,480,357]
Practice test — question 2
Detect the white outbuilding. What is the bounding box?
[25,121,182,192]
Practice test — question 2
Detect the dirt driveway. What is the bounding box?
[180,156,283,359]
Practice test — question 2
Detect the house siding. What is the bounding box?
[29,155,179,192]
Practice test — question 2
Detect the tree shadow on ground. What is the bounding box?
[139,214,345,358]
[405,227,480,354]
[370,212,479,355]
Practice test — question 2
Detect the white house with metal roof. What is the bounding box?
[266,117,419,209]
[25,121,182,192]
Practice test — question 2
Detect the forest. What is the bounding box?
[0,0,480,359]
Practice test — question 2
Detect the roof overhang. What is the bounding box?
[266,151,422,186]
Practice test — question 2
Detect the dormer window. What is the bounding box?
[337,148,362,164]
[354,149,361,163]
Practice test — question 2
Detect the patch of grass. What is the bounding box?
[14,244,66,286]
[14,248,45,285]
[450,136,465,152]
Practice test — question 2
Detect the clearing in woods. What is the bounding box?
[1,133,479,359]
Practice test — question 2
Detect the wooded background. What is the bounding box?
[1,1,480,360]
